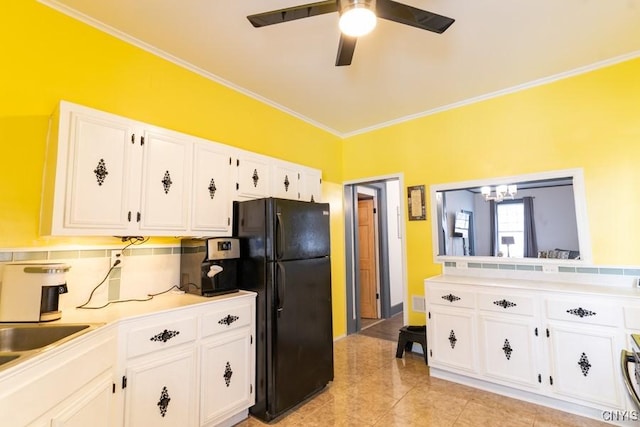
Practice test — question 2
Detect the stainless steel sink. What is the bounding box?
[0,324,91,352]
[0,323,101,372]
[0,354,19,366]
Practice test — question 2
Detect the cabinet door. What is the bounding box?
[547,323,623,408]
[63,109,136,233]
[190,141,233,233]
[479,315,540,389]
[124,349,196,427]
[139,128,192,232]
[200,329,253,426]
[51,373,113,427]
[300,167,322,202]
[428,307,477,373]
[271,160,300,200]
[235,151,270,200]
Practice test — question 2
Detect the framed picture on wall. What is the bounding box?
[407,185,426,221]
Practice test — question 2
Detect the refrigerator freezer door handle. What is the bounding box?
[276,261,286,313]
[276,212,285,260]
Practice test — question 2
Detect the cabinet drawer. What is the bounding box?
[201,302,252,338]
[477,293,534,316]
[428,284,475,309]
[546,298,620,327]
[126,316,197,358]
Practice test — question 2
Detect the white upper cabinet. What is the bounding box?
[139,127,192,233]
[42,101,195,236]
[190,140,234,233]
[271,159,301,200]
[234,150,270,200]
[300,167,322,203]
[42,101,324,237]
[42,101,140,236]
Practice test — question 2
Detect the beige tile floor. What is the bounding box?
[237,334,610,426]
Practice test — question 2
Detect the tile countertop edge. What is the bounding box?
[0,290,257,381]
[425,274,640,298]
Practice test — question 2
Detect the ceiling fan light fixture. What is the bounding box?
[339,0,377,37]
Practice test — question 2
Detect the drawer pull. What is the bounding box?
[157,386,171,417]
[502,339,513,360]
[448,330,457,349]
[578,352,592,376]
[218,314,240,326]
[566,307,596,318]
[150,329,180,343]
[493,299,517,309]
[224,361,233,387]
[442,294,461,303]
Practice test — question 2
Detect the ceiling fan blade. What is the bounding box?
[376,0,455,34]
[335,34,357,66]
[247,0,338,27]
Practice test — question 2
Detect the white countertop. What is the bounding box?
[0,290,256,379]
[426,274,640,299]
[58,289,255,325]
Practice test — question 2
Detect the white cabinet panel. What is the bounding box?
[51,373,113,427]
[271,160,300,200]
[547,323,622,408]
[124,348,197,427]
[300,167,322,203]
[479,315,539,388]
[235,151,270,200]
[200,330,253,426]
[139,128,192,232]
[428,307,476,373]
[191,141,233,233]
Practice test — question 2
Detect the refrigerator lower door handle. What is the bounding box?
[276,261,286,312]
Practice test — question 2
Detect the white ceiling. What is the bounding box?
[41,0,640,137]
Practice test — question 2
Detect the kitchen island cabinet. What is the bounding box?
[425,275,629,421]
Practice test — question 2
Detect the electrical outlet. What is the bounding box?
[110,250,123,268]
[542,264,558,273]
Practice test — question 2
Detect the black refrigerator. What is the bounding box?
[233,197,334,422]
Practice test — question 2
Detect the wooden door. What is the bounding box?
[358,199,378,319]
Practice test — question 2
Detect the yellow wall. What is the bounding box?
[3,2,640,334]
[343,58,640,324]
[0,2,346,333]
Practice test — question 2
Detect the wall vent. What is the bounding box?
[412,295,426,312]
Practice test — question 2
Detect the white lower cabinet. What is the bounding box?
[428,308,476,373]
[425,276,627,419]
[50,372,114,427]
[200,330,253,426]
[547,322,622,408]
[124,348,197,427]
[479,315,540,389]
[118,293,256,427]
[0,326,117,427]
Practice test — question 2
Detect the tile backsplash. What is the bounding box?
[0,245,182,312]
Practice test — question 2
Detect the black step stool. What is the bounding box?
[396,325,428,365]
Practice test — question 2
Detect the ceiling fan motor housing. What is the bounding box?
[339,0,377,15]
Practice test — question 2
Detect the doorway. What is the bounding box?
[358,192,379,323]
[344,175,408,335]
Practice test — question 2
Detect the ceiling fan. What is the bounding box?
[247,0,455,66]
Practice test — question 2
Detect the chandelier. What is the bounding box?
[481,184,517,202]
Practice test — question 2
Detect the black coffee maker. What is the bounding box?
[180,237,240,297]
